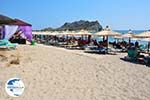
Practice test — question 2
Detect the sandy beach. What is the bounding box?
[0,44,150,100]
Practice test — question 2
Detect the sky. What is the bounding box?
[0,0,150,30]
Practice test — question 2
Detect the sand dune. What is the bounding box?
[0,45,150,100]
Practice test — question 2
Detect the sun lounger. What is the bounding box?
[107,47,117,55]
[85,46,100,53]
[139,45,149,53]
[65,41,84,50]
[66,44,82,50]
[84,46,107,54]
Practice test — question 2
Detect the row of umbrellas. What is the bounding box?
[32,29,150,40]
[33,28,150,52]
[32,30,91,36]
[33,30,150,37]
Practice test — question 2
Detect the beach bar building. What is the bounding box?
[0,14,32,44]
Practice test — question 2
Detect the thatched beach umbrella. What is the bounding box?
[61,31,71,36]
[122,30,135,43]
[95,30,120,37]
[50,31,60,36]
[32,31,49,35]
[59,31,75,36]
[60,31,75,40]
[136,31,150,38]
[114,35,123,40]
[94,27,121,49]
[76,30,92,36]
[114,35,123,42]
[136,30,150,52]
[58,31,75,44]
[75,30,92,42]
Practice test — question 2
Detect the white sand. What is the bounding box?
[0,44,150,100]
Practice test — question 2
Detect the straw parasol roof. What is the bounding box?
[94,27,121,50]
[136,31,150,38]
[50,31,60,36]
[122,30,135,38]
[32,31,50,35]
[122,33,135,38]
[95,26,121,36]
[59,31,75,36]
[121,30,136,43]
[114,35,123,39]
[76,30,92,36]
[134,31,150,53]
[95,30,121,36]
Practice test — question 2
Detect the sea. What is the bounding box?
[96,30,148,45]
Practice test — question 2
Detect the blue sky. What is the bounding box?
[0,0,150,30]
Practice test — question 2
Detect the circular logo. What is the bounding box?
[5,78,25,97]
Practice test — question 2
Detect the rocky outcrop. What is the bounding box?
[41,20,103,32]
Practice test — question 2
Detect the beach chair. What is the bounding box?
[84,46,107,54]
[84,45,99,53]
[107,47,117,55]
[0,39,18,50]
[66,41,82,50]
[139,45,148,53]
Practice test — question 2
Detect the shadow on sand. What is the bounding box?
[120,58,150,68]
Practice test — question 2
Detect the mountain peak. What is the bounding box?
[41,20,103,32]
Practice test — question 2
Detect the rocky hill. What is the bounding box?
[41,20,103,32]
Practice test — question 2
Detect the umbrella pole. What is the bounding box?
[82,35,84,40]
[148,42,150,53]
[129,37,131,44]
[107,36,108,53]
[67,35,68,45]
[103,36,105,41]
